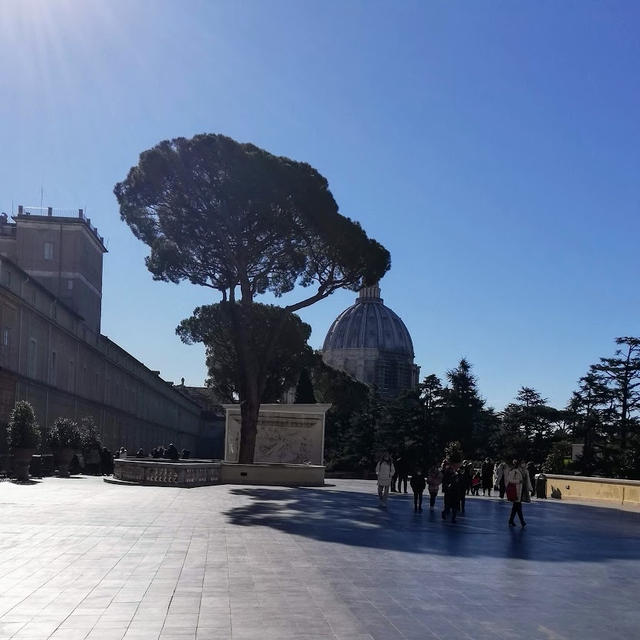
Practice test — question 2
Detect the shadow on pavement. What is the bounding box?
[223,484,640,563]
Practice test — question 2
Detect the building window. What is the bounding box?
[44,242,54,260]
[50,351,57,386]
[68,359,75,392]
[67,279,73,291]
[2,328,9,346]
[27,338,37,378]
[4,270,11,287]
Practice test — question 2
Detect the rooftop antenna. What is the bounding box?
[40,186,43,211]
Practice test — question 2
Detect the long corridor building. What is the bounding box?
[0,206,212,454]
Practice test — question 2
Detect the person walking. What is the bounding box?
[410,467,426,512]
[376,452,395,507]
[527,461,537,497]
[481,458,494,496]
[456,465,468,515]
[494,459,508,499]
[462,461,473,496]
[441,461,459,522]
[505,458,532,527]
[394,454,409,494]
[427,465,443,510]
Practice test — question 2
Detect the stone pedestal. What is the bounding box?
[223,404,330,465]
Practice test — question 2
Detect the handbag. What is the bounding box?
[506,482,518,501]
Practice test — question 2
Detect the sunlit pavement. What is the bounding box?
[1,476,639,640]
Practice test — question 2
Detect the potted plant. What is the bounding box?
[47,417,81,477]
[7,401,41,482]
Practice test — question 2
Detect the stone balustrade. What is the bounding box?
[113,458,221,487]
[111,458,325,487]
[546,474,640,506]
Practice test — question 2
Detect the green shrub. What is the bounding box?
[46,417,81,450]
[7,401,41,450]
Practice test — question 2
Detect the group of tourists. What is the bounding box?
[117,443,189,461]
[375,453,536,527]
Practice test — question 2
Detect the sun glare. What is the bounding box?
[0,0,121,101]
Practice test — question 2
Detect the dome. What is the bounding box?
[322,285,414,356]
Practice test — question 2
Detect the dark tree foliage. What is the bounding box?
[568,337,640,478]
[321,339,640,479]
[375,390,426,466]
[115,134,390,462]
[419,374,444,452]
[294,369,316,404]
[472,407,502,459]
[501,387,565,463]
[440,358,485,452]
[177,303,312,404]
[542,440,573,474]
[567,372,612,475]
[309,353,374,471]
[591,337,640,449]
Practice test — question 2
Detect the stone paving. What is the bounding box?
[1,477,639,640]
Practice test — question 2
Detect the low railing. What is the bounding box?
[546,474,640,506]
[113,458,221,487]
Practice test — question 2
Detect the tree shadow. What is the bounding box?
[223,484,640,563]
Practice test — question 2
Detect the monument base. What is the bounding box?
[220,462,324,486]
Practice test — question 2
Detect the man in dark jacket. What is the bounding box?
[410,468,427,512]
[481,459,494,496]
[441,462,459,523]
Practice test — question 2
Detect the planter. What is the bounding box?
[12,448,35,481]
[54,447,75,477]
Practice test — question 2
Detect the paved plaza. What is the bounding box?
[1,477,639,640]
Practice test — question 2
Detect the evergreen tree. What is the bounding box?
[569,337,640,478]
[115,134,390,463]
[440,358,485,454]
[591,337,640,450]
[294,369,316,404]
[567,372,609,475]
[419,374,446,463]
[310,354,372,471]
[501,387,563,463]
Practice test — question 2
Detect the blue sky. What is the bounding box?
[1,0,638,410]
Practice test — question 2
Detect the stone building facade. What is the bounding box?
[0,207,211,454]
[322,284,420,398]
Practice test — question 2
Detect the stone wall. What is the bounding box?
[546,474,640,506]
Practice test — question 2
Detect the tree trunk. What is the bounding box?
[235,302,292,464]
[226,298,261,465]
[238,381,260,464]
